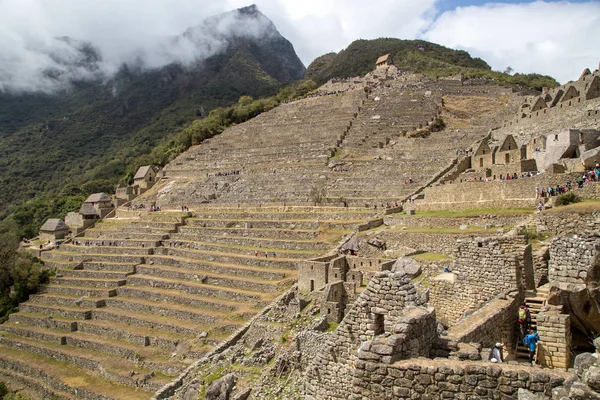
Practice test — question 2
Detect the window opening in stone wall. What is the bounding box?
[555,135,559,140]
[505,153,510,163]
[478,242,483,248]
[310,280,315,292]
[374,313,384,335]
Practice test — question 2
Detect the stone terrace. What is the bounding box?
[0,205,377,399]
[323,84,495,205]
[143,89,365,206]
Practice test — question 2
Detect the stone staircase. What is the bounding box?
[0,206,375,398]
[515,284,550,362]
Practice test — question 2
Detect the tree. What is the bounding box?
[503,66,514,75]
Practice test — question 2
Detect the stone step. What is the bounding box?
[76,319,192,352]
[168,233,329,251]
[39,259,76,270]
[104,296,221,325]
[58,268,133,280]
[192,210,374,221]
[0,367,73,400]
[8,312,79,332]
[0,349,152,400]
[159,240,317,259]
[177,226,319,240]
[29,293,106,308]
[135,263,284,292]
[0,322,146,362]
[90,225,176,235]
[39,284,118,298]
[84,230,169,240]
[42,251,145,264]
[116,285,238,313]
[50,276,127,288]
[153,247,298,270]
[19,302,93,320]
[82,261,138,272]
[125,275,265,305]
[60,244,154,255]
[0,323,67,345]
[187,217,320,230]
[91,306,239,337]
[146,255,291,280]
[127,220,183,230]
[0,336,168,392]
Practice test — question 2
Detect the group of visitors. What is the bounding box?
[404,178,421,184]
[254,250,276,258]
[363,201,399,209]
[74,240,124,247]
[181,205,190,212]
[332,166,349,172]
[214,170,241,177]
[489,303,540,365]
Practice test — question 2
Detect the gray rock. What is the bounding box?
[583,366,600,392]
[518,388,544,400]
[569,381,600,399]
[392,257,421,278]
[182,384,200,400]
[206,373,236,400]
[574,352,596,377]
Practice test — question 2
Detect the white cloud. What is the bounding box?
[423,1,600,83]
[0,0,598,93]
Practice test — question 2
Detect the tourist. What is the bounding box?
[518,303,531,338]
[524,328,540,365]
[537,201,544,212]
[489,342,504,363]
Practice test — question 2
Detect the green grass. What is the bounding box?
[409,252,452,262]
[393,226,510,234]
[546,198,600,213]
[325,322,339,332]
[404,208,532,218]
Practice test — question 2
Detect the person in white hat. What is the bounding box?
[489,342,504,363]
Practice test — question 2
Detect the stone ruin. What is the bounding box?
[4,57,600,400]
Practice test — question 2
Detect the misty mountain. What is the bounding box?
[0,5,305,215]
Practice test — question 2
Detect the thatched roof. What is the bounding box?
[79,203,98,216]
[342,236,359,252]
[40,218,69,232]
[376,54,391,65]
[85,193,111,203]
[134,165,153,180]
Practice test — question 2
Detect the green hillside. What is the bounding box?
[305,38,558,90]
[0,6,305,229]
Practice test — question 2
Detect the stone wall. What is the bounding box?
[534,210,600,236]
[548,233,600,284]
[429,237,522,326]
[537,306,572,369]
[410,173,581,211]
[303,271,429,399]
[345,359,566,400]
[446,296,520,350]
[385,215,524,230]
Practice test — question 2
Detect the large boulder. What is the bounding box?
[206,373,236,400]
[517,388,544,400]
[574,352,597,378]
[392,257,422,278]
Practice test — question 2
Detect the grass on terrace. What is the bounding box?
[389,226,512,234]
[409,252,452,262]
[404,208,532,218]
[547,198,600,213]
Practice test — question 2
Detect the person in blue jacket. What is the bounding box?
[524,328,540,364]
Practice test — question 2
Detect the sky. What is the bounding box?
[0,0,599,93]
